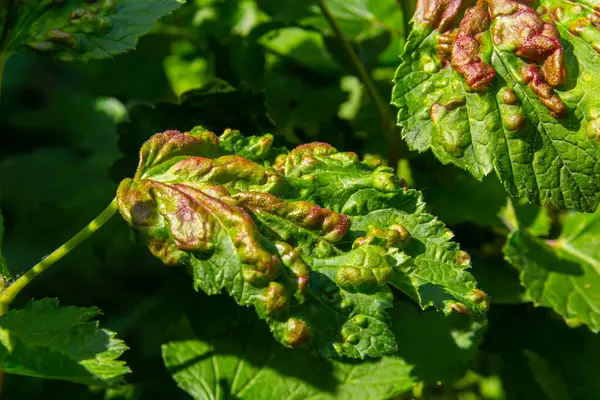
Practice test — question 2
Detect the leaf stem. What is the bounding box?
[0,198,119,315]
[315,0,402,164]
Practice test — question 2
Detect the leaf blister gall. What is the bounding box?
[451,2,496,91]
[393,0,600,211]
[118,128,486,358]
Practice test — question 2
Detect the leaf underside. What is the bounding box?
[117,127,488,358]
[0,298,130,385]
[392,0,600,212]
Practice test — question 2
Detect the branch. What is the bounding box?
[315,0,403,165]
[0,198,119,315]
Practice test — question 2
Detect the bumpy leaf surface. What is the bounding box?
[504,207,600,331]
[0,298,130,385]
[0,0,181,61]
[392,0,600,211]
[117,127,487,358]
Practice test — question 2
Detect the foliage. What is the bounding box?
[0,298,129,385]
[504,202,600,332]
[392,0,600,212]
[116,127,485,358]
[0,0,182,62]
[0,0,599,399]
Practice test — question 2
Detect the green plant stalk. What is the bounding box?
[315,0,402,164]
[0,198,119,315]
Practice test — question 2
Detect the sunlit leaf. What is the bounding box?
[0,299,129,385]
[117,127,487,358]
[392,0,600,211]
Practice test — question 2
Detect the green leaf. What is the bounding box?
[0,298,129,385]
[163,40,212,97]
[504,207,600,331]
[259,26,340,72]
[392,0,600,212]
[161,294,484,399]
[117,128,487,358]
[258,0,405,45]
[1,0,182,62]
[498,197,553,237]
[162,320,414,400]
[256,0,405,67]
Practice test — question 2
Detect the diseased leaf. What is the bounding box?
[0,298,129,385]
[392,0,600,212]
[117,127,487,358]
[0,0,182,62]
[504,207,600,331]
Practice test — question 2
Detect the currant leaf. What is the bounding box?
[0,298,129,385]
[392,0,600,212]
[117,127,487,358]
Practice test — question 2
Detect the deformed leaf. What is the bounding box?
[0,298,130,385]
[117,127,487,358]
[392,0,600,212]
[1,0,182,62]
[504,207,600,331]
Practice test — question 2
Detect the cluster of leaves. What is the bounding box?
[0,0,600,399]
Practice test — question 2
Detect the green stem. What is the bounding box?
[315,0,402,164]
[0,198,119,315]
